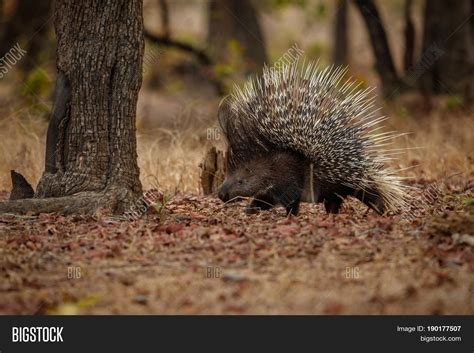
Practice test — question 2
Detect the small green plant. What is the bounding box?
[213,63,234,79]
[154,194,171,215]
[268,0,308,11]
[459,197,474,207]
[306,42,325,59]
[21,68,52,113]
[444,96,464,110]
[22,67,51,99]
[313,2,327,20]
[47,295,100,315]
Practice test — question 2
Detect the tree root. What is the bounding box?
[0,187,140,216]
[2,169,142,216]
[0,192,103,215]
[2,170,101,215]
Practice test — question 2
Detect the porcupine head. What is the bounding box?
[217,60,408,216]
[217,95,309,216]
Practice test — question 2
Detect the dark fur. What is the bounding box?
[218,151,385,215]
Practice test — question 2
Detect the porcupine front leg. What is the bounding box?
[278,185,302,216]
[252,185,303,216]
[314,181,344,214]
[246,194,275,214]
[246,184,302,216]
[323,197,343,214]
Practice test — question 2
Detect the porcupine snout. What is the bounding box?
[217,182,230,202]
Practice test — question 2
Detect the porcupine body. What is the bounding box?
[217,60,408,216]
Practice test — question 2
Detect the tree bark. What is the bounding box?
[419,0,473,103]
[200,147,226,195]
[353,0,400,96]
[332,0,349,66]
[1,0,144,215]
[207,0,267,73]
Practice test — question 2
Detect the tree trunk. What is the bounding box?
[403,0,415,73]
[332,0,349,66]
[353,0,400,96]
[207,0,267,73]
[158,0,170,39]
[1,0,144,215]
[0,0,3,48]
[419,0,473,103]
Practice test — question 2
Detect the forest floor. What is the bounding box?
[1,182,473,314]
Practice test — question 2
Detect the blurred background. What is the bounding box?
[0,0,472,194]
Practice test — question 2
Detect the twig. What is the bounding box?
[143,29,225,95]
[144,29,212,66]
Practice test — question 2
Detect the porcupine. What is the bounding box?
[217,60,408,216]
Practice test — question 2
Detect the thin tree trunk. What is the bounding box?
[353,0,400,96]
[207,0,267,73]
[0,0,3,28]
[332,0,348,66]
[1,0,144,215]
[419,0,473,103]
[158,0,170,39]
[403,0,415,73]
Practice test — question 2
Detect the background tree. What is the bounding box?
[332,0,349,66]
[0,0,3,31]
[353,0,400,96]
[419,0,473,103]
[207,0,267,73]
[0,0,144,215]
[403,0,415,73]
[143,0,223,94]
[0,0,52,75]
[158,0,170,40]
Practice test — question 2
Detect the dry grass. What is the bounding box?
[0,107,47,190]
[387,107,473,182]
[0,101,214,194]
[136,130,209,194]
